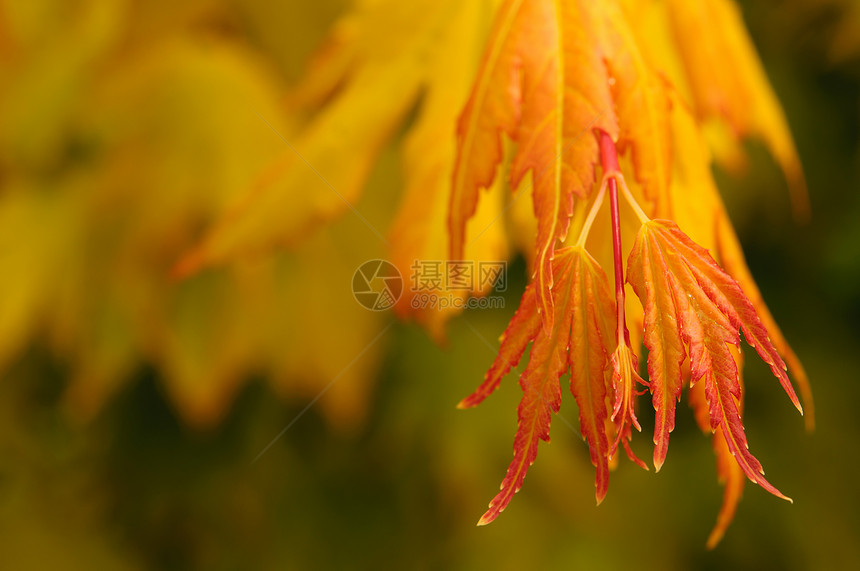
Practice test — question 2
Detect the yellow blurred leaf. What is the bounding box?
[668,0,809,219]
[177,0,500,276]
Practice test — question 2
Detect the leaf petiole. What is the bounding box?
[574,178,607,248]
[618,175,651,225]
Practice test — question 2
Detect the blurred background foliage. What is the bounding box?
[0,0,858,569]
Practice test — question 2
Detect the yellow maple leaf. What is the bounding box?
[0,0,397,430]
[176,0,503,278]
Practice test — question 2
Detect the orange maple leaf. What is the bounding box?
[627,219,801,497]
[455,0,811,546]
[459,246,617,521]
[689,359,747,550]
[136,0,814,547]
[449,0,618,332]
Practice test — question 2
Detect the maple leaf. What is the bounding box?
[454,0,812,544]
[387,0,508,340]
[176,0,501,278]
[626,219,802,494]
[689,356,747,549]
[0,1,398,431]
[449,0,618,332]
[666,91,815,430]
[714,215,816,431]
[667,0,809,219]
[598,0,673,218]
[459,246,618,521]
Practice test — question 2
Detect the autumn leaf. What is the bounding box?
[0,0,401,432]
[667,0,809,219]
[627,219,801,495]
[598,0,673,218]
[689,357,747,550]
[176,0,501,278]
[449,0,618,332]
[666,91,815,430]
[714,216,816,430]
[459,246,618,521]
[454,0,811,545]
[387,0,508,339]
[625,219,684,473]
